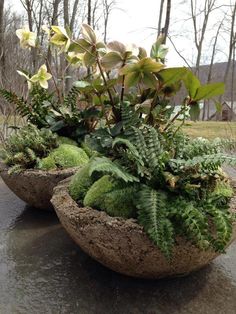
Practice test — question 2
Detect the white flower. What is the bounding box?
[16,27,37,49]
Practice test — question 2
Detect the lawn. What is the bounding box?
[181,121,236,139]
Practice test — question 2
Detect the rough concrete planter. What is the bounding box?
[0,162,78,210]
[51,176,236,279]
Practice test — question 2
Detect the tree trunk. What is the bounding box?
[87,0,92,25]
[162,0,171,44]
[157,0,165,37]
[0,0,5,86]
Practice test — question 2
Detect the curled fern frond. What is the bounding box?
[89,157,139,183]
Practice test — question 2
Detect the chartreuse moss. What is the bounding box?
[39,144,89,170]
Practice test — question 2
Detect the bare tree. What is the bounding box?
[0,0,5,86]
[190,0,217,75]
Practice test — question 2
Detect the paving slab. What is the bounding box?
[0,178,236,314]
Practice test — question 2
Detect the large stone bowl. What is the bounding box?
[51,176,236,279]
[0,162,78,210]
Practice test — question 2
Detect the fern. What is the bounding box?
[3,124,58,173]
[205,204,233,252]
[89,156,139,183]
[137,187,175,258]
[64,86,80,110]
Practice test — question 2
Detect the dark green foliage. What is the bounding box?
[137,187,175,259]
[82,122,236,258]
[3,124,58,173]
[0,86,53,128]
[58,136,78,146]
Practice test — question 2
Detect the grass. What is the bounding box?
[181,121,236,140]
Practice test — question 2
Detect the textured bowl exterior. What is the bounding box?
[51,177,236,279]
[0,162,78,210]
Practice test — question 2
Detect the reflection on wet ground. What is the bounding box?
[0,178,236,314]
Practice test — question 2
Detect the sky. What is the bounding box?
[6,0,229,67]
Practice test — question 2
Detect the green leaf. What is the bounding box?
[139,57,164,72]
[68,39,91,53]
[138,47,147,59]
[101,52,123,70]
[189,103,200,121]
[73,80,91,89]
[158,67,188,86]
[81,24,97,44]
[124,72,141,87]
[194,82,225,101]
[142,73,158,89]
[83,51,96,67]
[183,70,201,99]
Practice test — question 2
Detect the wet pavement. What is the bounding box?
[0,178,236,314]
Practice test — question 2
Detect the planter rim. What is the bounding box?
[52,174,236,242]
[0,160,79,176]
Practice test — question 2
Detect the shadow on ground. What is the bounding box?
[0,178,236,314]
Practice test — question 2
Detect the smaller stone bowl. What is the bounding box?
[0,162,78,210]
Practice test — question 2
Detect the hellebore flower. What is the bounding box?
[50,26,71,52]
[31,64,52,89]
[16,27,37,49]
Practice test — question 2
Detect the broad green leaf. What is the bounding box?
[139,57,164,72]
[142,73,158,89]
[158,67,188,86]
[124,72,141,87]
[151,42,168,60]
[183,70,201,99]
[189,103,200,121]
[101,52,123,70]
[150,35,164,58]
[138,47,147,59]
[68,39,91,53]
[107,41,126,54]
[194,82,225,101]
[81,24,97,44]
[83,51,96,67]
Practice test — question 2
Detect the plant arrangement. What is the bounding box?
[54,24,236,259]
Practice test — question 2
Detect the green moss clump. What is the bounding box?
[38,144,89,170]
[69,164,95,201]
[103,185,138,218]
[83,174,138,218]
[58,137,78,146]
[50,144,89,168]
[83,175,115,209]
[39,156,57,170]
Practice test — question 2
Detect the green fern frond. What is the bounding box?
[89,157,140,183]
[205,204,233,252]
[137,187,175,258]
[64,86,80,110]
[176,200,210,250]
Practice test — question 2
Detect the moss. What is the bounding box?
[39,156,57,170]
[58,136,78,146]
[212,180,234,198]
[83,175,115,209]
[50,144,89,168]
[83,174,138,218]
[69,164,95,201]
[103,185,138,218]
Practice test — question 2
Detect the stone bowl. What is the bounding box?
[0,162,78,210]
[51,176,236,279]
